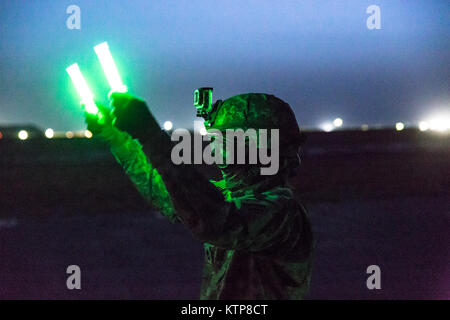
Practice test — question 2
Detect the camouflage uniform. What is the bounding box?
[98,93,314,299]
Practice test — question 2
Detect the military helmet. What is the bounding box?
[207,93,305,153]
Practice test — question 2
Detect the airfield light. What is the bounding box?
[94,42,127,94]
[66,131,74,139]
[84,130,93,138]
[66,63,98,115]
[333,118,343,127]
[395,122,405,131]
[18,130,28,140]
[418,121,429,132]
[163,121,173,131]
[199,127,207,136]
[321,122,334,132]
[429,118,450,132]
[45,128,54,139]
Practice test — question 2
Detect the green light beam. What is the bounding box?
[66,63,99,115]
[94,42,128,94]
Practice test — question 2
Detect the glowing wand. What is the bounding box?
[94,42,128,94]
[66,63,99,115]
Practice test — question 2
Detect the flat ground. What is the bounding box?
[0,129,448,299]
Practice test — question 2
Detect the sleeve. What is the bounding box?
[145,156,304,256]
[198,193,304,257]
[103,108,305,257]
[99,126,178,223]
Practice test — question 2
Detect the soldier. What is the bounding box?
[85,91,313,299]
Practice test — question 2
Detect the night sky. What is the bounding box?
[0,0,448,131]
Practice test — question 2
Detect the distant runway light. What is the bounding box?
[429,118,449,132]
[418,121,429,132]
[45,128,54,139]
[333,118,343,127]
[199,127,207,136]
[321,122,334,132]
[18,130,28,140]
[395,122,405,131]
[163,121,173,131]
[84,130,93,138]
[361,124,369,131]
[66,131,74,139]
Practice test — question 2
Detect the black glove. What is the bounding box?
[109,92,155,143]
[110,92,173,166]
[84,103,114,136]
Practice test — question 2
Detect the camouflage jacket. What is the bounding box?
[105,127,313,299]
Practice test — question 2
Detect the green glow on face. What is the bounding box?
[66,63,99,115]
[94,42,127,93]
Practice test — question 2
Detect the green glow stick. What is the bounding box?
[94,42,127,93]
[66,63,99,115]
